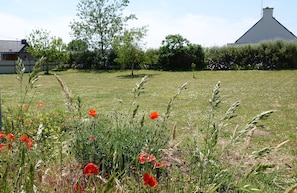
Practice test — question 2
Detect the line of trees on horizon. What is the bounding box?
[25,0,297,73]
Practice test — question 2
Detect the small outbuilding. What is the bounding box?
[231,7,297,45]
[0,39,36,73]
[0,39,32,61]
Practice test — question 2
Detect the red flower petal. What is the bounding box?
[89,135,96,140]
[20,135,34,150]
[27,138,34,150]
[0,132,5,139]
[74,183,84,193]
[20,135,29,143]
[0,143,5,152]
[6,133,14,142]
[138,154,149,164]
[83,163,99,176]
[150,111,159,120]
[89,109,96,117]
[143,173,150,185]
[39,101,45,107]
[138,153,156,163]
[143,173,157,187]
[148,154,156,163]
[148,175,157,187]
[155,161,170,168]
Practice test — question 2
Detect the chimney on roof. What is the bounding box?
[263,7,273,18]
[21,39,27,44]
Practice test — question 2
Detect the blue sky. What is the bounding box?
[0,0,296,48]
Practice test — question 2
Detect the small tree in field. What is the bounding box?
[113,27,147,76]
[26,29,68,74]
[70,0,136,69]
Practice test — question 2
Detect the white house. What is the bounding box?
[231,7,297,45]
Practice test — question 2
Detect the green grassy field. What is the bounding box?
[1,69,296,138]
[0,69,296,192]
[1,69,296,156]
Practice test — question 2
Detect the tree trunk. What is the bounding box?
[131,63,134,76]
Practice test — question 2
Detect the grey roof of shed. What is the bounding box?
[0,40,28,53]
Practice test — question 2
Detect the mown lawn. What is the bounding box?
[0,69,296,192]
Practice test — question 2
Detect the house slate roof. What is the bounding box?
[0,40,28,53]
[234,7,297,44]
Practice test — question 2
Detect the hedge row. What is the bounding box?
[205,40,297,70]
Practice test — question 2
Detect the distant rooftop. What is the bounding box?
[230,7,297,45]
[0,39,28,53]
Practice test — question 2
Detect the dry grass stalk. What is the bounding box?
[284,184,297,193]
[54,73,74,110]
[245,126,257,147]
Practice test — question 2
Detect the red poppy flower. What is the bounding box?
[138,153,156,164]
[23,104,28,111]
[83,163,99,176]
[20,135,34,150]
[0,143,11,152]
[0,132,5,139]
[143,173,157,187]
[150,111,159,120]
[20,135,29,143]
[89,109,96,117]
[6,133,14,142]
[7,143,12,150]
[36,101,45,108]
[39,101,45,107]
[154,161,170,168]
[27,138,34,150]
[74,183,84,193]
[89,135,96,140]
[0,143,5,152]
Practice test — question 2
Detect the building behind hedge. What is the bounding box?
[229,7,297,45]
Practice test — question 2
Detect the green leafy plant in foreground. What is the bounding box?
[0,58,71,193]
[0,58,46,192]
[179,81,292,193]
[71,76,188,177]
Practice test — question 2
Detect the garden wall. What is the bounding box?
[0,60,56,74]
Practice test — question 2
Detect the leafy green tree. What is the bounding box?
[187,43,205,70]
[113,27,146,75]
[67,39,89,68]
[158,34,190,70]
[26,29,51,59]
[70,0,136,69]
[26,29,68,74]
[67,39,88,52]
[143,48,159,69]
[158,34,204,71]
